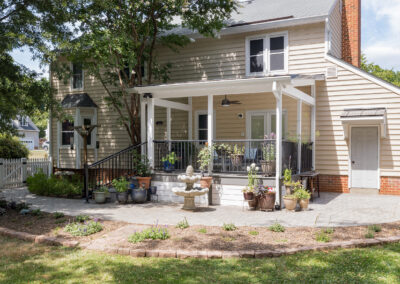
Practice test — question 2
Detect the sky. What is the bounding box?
[10,0,400,77]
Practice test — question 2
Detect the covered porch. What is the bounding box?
[133,75,321,203]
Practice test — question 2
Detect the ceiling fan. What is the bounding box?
[221,95,241,107]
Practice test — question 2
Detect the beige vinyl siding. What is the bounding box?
[328,0,342,58]
[316,63,400,177]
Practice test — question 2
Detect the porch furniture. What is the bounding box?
[298,171,320,201]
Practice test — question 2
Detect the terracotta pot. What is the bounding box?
[284,184,295,195]
[260,160,276,177]
[299,199,310,211]
[136,177,151,189]
[258,192,276,211]
[230,154,244,167]
[248,198,258,210]
[243,192,254,201]
[200,176,213,189]
[283,197,298,211]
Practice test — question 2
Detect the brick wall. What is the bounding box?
[342,0,361,67]
[319,175,350,193]
[380,177,400,195]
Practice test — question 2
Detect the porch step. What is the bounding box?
[350,188,379,195]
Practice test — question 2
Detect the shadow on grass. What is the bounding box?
[1,236,400,283]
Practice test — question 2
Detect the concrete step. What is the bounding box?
[350,188,379,195]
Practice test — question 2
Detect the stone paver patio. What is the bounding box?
[1,187,400,227]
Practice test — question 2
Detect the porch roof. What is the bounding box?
[131,74,323,105]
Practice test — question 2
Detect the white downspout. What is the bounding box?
[272,81,282,208]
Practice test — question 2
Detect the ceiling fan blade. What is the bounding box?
[230,101,241,104]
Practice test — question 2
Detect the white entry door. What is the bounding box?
[351,127,379,189]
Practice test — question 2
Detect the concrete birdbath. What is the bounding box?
[172,166,209,210]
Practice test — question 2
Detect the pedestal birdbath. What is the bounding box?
[172,166,209,210]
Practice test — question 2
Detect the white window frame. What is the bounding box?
[195,110,216,141]
[246,110,288,139]
[19,117,28,126]
[245,31,288,77]
[59,118,75,147]
[70,62,84,91]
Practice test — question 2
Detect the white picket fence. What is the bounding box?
[0,158,52,189]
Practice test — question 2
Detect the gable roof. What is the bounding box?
[61,93,98,108]
[12,116,39,132]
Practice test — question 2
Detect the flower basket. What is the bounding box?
[258,192,275,211]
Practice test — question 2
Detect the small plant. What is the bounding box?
[269,223,285,233]
[128,225,170,243]
[283,168,292,185]
[64,221,103,236]
[31,209,42,216]
[132,150,152,177]
[54,212,65,219]
[294,188,311,200]
[249,230,259,236]
[198,228,207,234]
[161,152,178,165]
[262,142,275,162]
[53,227,62,236]
[283,194,297,200]
[75,215,91,223]
[97,186,109,193]
[231,144,244,155]
[316,231,331,243]
[246,163,260,187]
[176,217,190,229]
[197,145,212,174]
[323,227,335,234]
[365,231,375,239]
[368,225,382,233]
[222,236,236,242]
[222,223,237,231]
[112,177,129,193]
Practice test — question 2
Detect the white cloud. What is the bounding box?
[364,42,400,70]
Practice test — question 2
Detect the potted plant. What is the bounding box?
[112,177,129,204]
[294,186,311,211]
[257,185,276,211]
[132,182,147,203]
[230,144,244,167]
[94,186,108,204]
[242,186,257,209]
[133,150,152,189]
[197,145,213,189]
[214,143,231,172]
[283,169,299,195]
[161,152,177,172]
[260,142,275,176]
[283,194,298,211]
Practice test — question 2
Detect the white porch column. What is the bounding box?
[273,81,282,207]
[140,96,146,145]
[147,97,155,168]
[75,108,81,169]
[207,94,214,174]
[167,107,171,151]
[188,97,193,140]
[311,85,316,170]
[297,100,302,174]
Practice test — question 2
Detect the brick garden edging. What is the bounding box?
[1,225,400,259]
[0,226,79,248]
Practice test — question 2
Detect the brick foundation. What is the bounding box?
[319,175,350,193]
[380,177,400,195]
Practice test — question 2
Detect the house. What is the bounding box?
[50,0,400,207]
[12,116,40,150]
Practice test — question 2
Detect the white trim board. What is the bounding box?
[194,110,216,140]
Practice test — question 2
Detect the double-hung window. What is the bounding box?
[71,63,83,90]
[246,32,288,76]
[61,119,74,146]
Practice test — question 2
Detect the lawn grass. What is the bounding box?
[1,236,400,283]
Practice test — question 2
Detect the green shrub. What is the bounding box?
[128,226,170,243]
[294,188,311,200]
[27,170,82,197]
[368,225,382,233]
[269,223,285,233]
[31,209,42,216]
[365,231,375,239]
[316,231,331,243]
[0,134,29,159]
[176,218,189,229]
[64,221,103,236]
[323,228,335,234]
[222,223,237,231]
[54,212,65,219]
[75,215,91,223]
[249,230,259,236]
[198,228,207,234]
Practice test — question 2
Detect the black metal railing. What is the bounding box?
[282,140,298,174]
[86,142,147,190]
[301,142,313,172]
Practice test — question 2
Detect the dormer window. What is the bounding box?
[19,116,27,126]
[246,32,288,76]
[71,63,83,90]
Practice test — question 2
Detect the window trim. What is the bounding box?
[60,119,75,147]
[246,110,288,139]
[245,31,288,77]
[194,110,216,141]
[19,117,28,127]
[70,62,84,91]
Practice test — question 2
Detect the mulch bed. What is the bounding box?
[116,222,400,252]
[0,209,126,245]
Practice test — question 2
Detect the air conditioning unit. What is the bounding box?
[326,66,338,79]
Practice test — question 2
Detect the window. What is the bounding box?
[249,39,264,74]
[83,118,92,146]
[198,114,208,140]
[61,119,74,146]
[19,117,27,126]
[72,63,83,90]
[246,32,288,76]
[269,36,285,72]
[247,111,287,139]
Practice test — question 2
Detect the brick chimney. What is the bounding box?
[342,0,361,67]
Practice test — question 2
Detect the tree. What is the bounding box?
[0,0,75,135]
[361,55,400,87]
[52,0,238,145]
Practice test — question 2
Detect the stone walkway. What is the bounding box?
[1,187,400,227]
